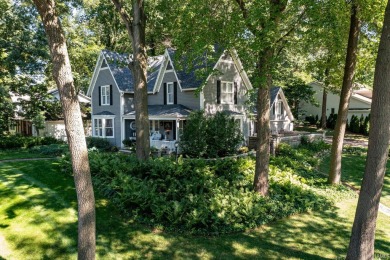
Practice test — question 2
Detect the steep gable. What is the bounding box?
[87,50,164,96]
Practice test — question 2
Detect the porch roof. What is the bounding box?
[124,105,192,118]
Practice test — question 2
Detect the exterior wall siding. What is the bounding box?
[91,69,122,147]
[301,82,371,122]
[148,71,200,110]
[203,57,248,114]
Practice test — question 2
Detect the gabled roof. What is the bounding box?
[88,48,253,96]
[101,50,164,93]
[124,104,192,118]
[87,50,164,95]
[166,48,220,90]
[252,86,294,121]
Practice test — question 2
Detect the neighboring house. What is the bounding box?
[87,48,294,150]
[32,89,91,141]
[10,90,91,141]
[301,82,372,121]
[9,93,32,136]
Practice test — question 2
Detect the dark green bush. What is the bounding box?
[0,135,64,149]
[86,137,112,151]
[60,145,333,235]
[305,115,317,125]
[326,113,338,129]
[180,111,243,158]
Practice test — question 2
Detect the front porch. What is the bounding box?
[123,105,191,152]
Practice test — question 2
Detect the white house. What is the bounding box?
[300,82,371,122]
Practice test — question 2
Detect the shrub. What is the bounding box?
[86,137,112,151]
[305,115,317,125]
[326,113,337,129]
[180,111,244,158]
[60,144,336,235]
[0,135,64,149]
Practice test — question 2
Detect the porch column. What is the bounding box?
[176,120,179,141]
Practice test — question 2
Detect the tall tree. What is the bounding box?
[110,0,150,160]
[347,0,390,257]
[32,0,96,259]
[328,1,361,185]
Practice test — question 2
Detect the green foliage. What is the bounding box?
[86,137,113,151]
[30,144,69,156]
[180,111,243,158]
[283,79,318,118]
[347,114,370,135]
[60,142,335,235]
[0,135,64,149]
[305,115,318,125]
[326,113,338,129]
[0,86,14,135]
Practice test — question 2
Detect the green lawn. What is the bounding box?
[319,153,390,207]
[0,149,52,161]
[0,155,389,259]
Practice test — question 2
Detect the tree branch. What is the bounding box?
[110,0,133,42]
[233,0,258,35]
[276,7,306,44]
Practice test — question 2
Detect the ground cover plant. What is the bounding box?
[1,150,389,259]
[61,140,353,235]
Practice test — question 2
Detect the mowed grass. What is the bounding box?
[319,151,390,207]
[0,157,389,259]
[0,149,52,160]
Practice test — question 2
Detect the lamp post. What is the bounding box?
[175,141,179,162]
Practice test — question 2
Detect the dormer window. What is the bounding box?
[101,85,110,106]
[221,81,234,104]
[167,82,174,104]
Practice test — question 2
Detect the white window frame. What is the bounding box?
[93,116,115,138]
[221,81,234,104]
[101,85,110,106]
[277,101,284,119]
[167,82,174,104]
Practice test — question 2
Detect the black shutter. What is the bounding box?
[174,82,178,104]
[172,120,176,140]
[234,82,238,104]
[217,80,221,104]
[98,86,101,106]
[163,83,167,105]
[110,85,113,105]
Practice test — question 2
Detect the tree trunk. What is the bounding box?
[253,48,272,196]
[32,1,96,259]
[347,1,390,257]
[328,2,361,185]
[111,0,150,160]
[131,1,150,160]
[320,88,327,129]
[320,65,330,129]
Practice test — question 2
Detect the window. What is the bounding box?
[277,101,284,115]
[167,82,174,104]
[221,81,234,104]
[105,119,113,137]
[93,117,114,138]
[101,85,110,106]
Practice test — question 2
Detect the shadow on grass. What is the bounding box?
[0,162,78,258]
[93,201,359,259]
[1,159,389,259]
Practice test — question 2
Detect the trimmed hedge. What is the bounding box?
[59,141,344,235]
